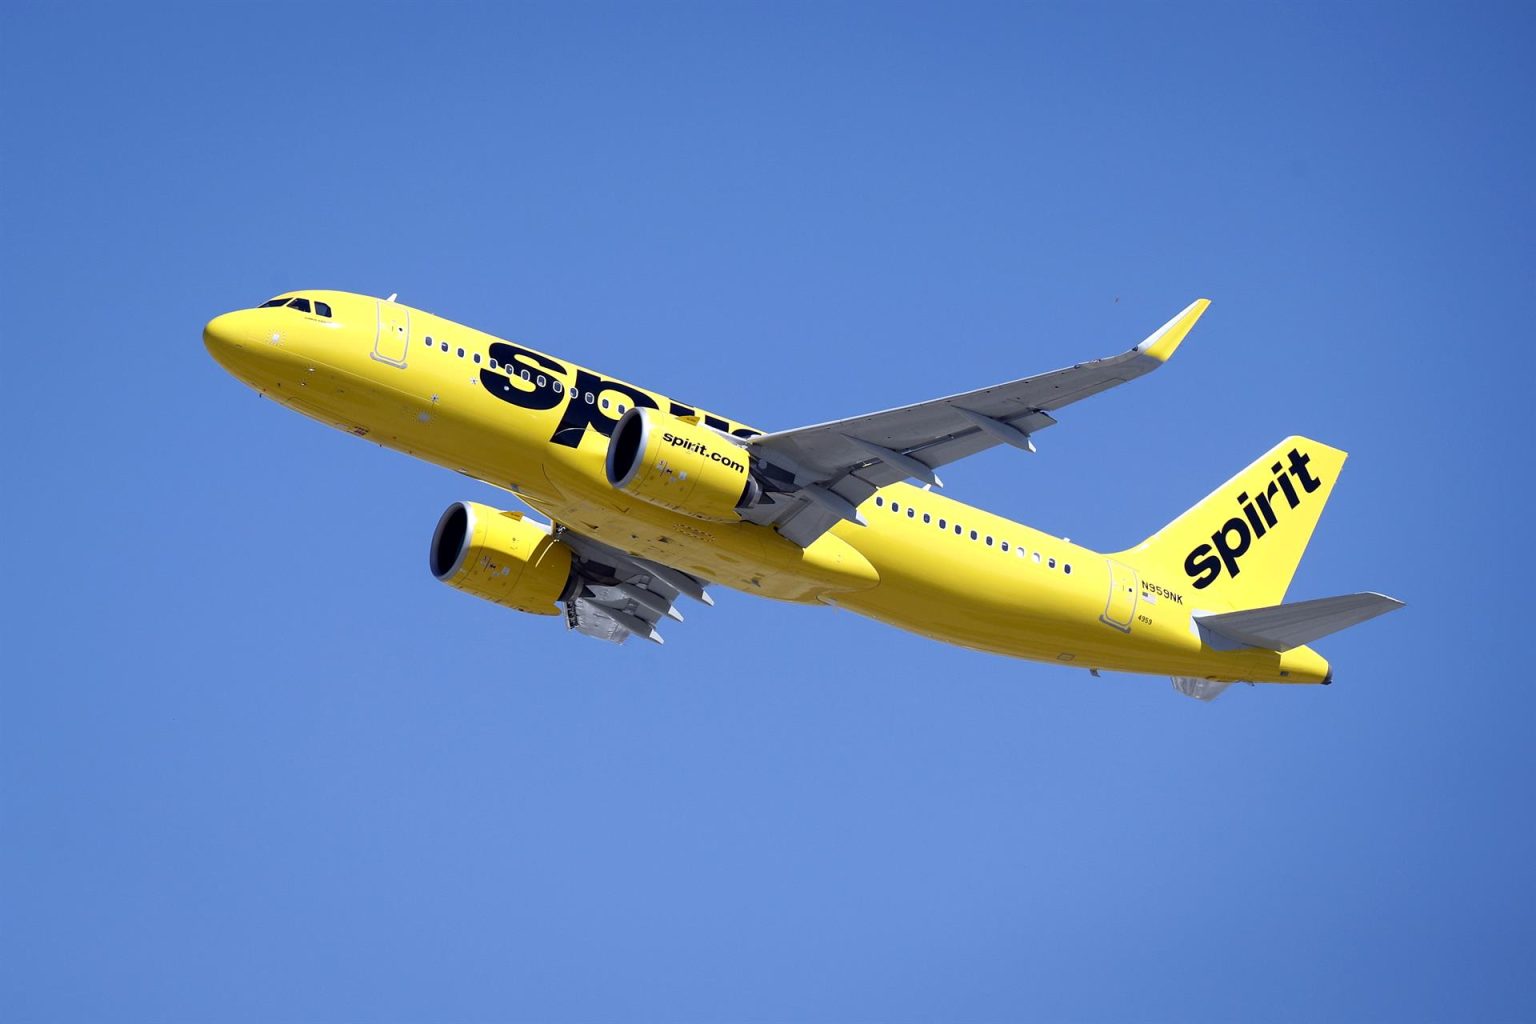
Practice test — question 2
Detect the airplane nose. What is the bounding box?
[203,311,244,357]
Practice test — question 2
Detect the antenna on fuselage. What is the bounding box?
[386,292,398,302]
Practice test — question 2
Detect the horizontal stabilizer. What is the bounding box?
[1195,592,1405,652]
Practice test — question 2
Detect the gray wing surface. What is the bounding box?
[744,299,1210,546]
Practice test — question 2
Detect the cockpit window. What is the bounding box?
[259,297,290,308]
[314,301,332,318]
[286,297,312,313]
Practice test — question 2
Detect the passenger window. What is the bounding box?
[1048,557,1057,569]
[1033,552,1041,563]
[891,502,900,513]
[954,524,962,535]
[602,398,611,409]
[875,496,884,507]
[537,375,547,387]
[553,381,563,393]
[1064,564,1072,574]
[985,535,993,546]
[923,513,931,524]
[938,518,946,530]
[457,348,465,358]
[287,297,312,313]
[970,530,978,541]
[1001,541,1009,552]
[425,336,433,347]
[314,301,332,317]
[585,392,594,404]
[617,404,626,413]
[489,359,499,369]
[441,342,449,352]
[473,353,481,364]
[521,369,531,381]
[907,508,915,519]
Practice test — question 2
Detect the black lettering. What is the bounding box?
[1238,491,1267,538]
[482,343,566,411]
[1273,462,1300,508]
[551,370,659,448]
[1211,517,1251,578]
[1255,486,1279,528]
[1287,448,1323,493]
[1185,544,1222,589]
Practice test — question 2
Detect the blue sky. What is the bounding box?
[2,3,1531,1021]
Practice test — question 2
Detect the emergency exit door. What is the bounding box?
[1100,559,1140,632]
[374,300,410,366]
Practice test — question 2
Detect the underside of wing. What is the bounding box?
[557,528,714,645]
[744,299,1210,546]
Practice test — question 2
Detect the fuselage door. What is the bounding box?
[1100,559,1140,632]
[373,299,410,367]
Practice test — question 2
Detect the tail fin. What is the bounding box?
[1114,437,1347,610]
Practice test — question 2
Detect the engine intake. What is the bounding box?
[429,501,573,615]
[605,408,761,522]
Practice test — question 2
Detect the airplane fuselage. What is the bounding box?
[204,290,1332,685]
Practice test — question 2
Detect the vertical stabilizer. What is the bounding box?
[1114,437,1347,610]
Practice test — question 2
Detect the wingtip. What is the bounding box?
[1137,297,1211,364]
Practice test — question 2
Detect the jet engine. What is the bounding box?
[604,408,762,522]
[429,501,573,615]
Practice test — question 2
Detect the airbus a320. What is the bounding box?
[204,292,1401,700]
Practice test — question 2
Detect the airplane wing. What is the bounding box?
[743,299,1211,546]
[556,527,714,645]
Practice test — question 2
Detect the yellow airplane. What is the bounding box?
[204,291,1401,700]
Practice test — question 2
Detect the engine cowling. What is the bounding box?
[429,501,573,615]
[604,407,761,522]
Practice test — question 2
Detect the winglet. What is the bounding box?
[1135,298,1210,364]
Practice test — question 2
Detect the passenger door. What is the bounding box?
[1100,559,1139,632]
[373,299,410,366]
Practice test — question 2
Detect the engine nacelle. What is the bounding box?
[605,407,761,522]
[429,501,573,615]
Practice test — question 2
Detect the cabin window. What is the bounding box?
[1001,541,1009,552]
[585,392,594,404]
[424,336,433,348]
[954,524,962,535]
[537,375,546,387]
[602,398,611,409]
[617,404,626,413]
[923,513,931,524]
[1048,557,1057,569]
[985,535,993,546]
[970,530,978,541]
[875,496,884,507]
[521,369,531,381]
[473,353,481,364]
[1064,564,1072,574]
[286,297,312,313]
[907,507,915,519]
[938,518,946,530]
[457,348,465,358]
[891,502,900,513]
[314,301,332,317]
[441,342,449,352]
[489,358,499,369]
[553,381,563,393]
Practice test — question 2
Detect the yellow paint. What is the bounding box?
[205,290,1341,686]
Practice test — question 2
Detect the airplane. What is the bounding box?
[203,291,1402,700]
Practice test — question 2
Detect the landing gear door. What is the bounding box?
[1101,559,1139,632]
[374,299,410,367]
